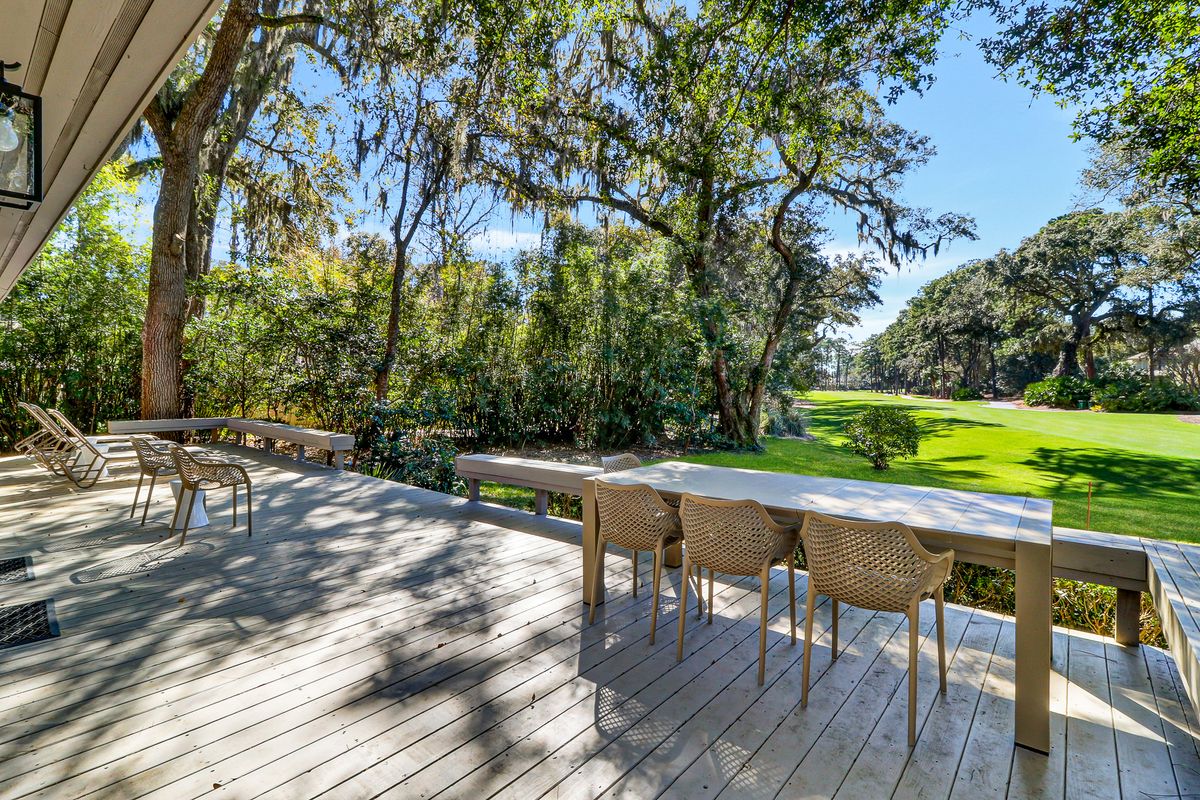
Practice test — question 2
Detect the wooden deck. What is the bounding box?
[1,446,1199,799]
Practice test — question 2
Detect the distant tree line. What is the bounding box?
[855,202,1200,399]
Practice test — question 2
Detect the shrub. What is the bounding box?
[842,406,923,470]
[1091,374,1200,413]
[1023,375,1092,409]
[950,386,984,401]
[763,402,810,438]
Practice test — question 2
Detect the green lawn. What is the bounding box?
[676,391,1200,543]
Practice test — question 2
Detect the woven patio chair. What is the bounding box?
[601,453,643,473]
[799,511,954,747]
[128,435,179,525]
[589,481,703,643]
[678,493,801,685]
[169,444,253,545]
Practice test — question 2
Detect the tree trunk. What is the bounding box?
[141,153,194,420]
[375,221,407,401]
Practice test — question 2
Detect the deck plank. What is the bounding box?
[1,451,1198,800]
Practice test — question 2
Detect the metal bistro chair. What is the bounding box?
[589,481,703,644]
[128,435,178,525]
[678,493,801,685]
[169,444,253,545]
[799,511,954,747]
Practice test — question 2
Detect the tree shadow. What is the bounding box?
[1021,445,1200,499]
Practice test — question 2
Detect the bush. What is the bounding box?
[842,406,923,470]
[1023,375,1092,409]
[763,402,810,438]
[1091,373,1200,413]
[950,386,984,401]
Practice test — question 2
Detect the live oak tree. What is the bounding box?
[481,0,973,444]
[997,209,1142,379]
[139,0,340,420]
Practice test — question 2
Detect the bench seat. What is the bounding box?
[455,454,602,515]
[1144,538,1200,714]
[107,417,354,469]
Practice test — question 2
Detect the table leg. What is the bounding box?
[535,489,548,516]
[665,541,683,568]
[583,478,605,606]
[1014,538,1052,753]
[468,478,481,501]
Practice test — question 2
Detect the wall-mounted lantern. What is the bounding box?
[0,61,42,210]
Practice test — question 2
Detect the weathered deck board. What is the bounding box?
[1,449,1198,799]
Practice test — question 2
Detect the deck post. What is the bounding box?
[1115,588,1141,647]
[468,478,481,501]
[333,451,346,470]
[534,489,548,516]
[295,445,306,463]
[263,437,274,454]
[582,477,604,606]
[1014,536,1052,753]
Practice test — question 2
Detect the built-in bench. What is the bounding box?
[455,454,602,516]
[1144,538,1200,713]
[107,417,355,469]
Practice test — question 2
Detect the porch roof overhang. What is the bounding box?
[0,0,224,299]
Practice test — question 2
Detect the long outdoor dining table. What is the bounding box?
[583,461,1054,754]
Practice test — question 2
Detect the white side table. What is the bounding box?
[169,480,209,529]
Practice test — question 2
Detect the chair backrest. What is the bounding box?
[800,512,940,613]
[21,404,74,448]
[601,453,643,473]
[679,493,796,577]
[595,481,680,552]
[45,408,105,458]
[169,444,206,488]
[129,435,176,472]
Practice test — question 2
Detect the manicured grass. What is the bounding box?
[676,391,1200,543]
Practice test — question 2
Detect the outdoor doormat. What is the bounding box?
[0,599,60,650]
[0,556,34,584]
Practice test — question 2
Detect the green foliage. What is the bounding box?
[763,401,810,438]
[1091,373,1200,413]
[1024,376,1093,409]
[950,386,984,401]
[0,162,145,448]
[842,406,923,470]
[945,563,1164,646]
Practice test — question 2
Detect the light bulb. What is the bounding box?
[0,110,20,153]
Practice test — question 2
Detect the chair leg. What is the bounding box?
[632,550,638,598]
[936,587,947,693]
[707,568,714,624]
[143,473,159,527]
[650,545,664,645]
[694,565,704,619]
[908,603,920,747]
[788,552,797,645]
[677,554,690,662]
[801,587,816,708]
[832,598,840,660]
[130,473,145,518]
[180,487,198,547]
[758,564,770,686]
[245,484,252,537]
[589,538,607,625]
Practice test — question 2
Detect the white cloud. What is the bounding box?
[471,228,543,254]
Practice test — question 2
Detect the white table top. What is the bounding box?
[593,462,1052,546]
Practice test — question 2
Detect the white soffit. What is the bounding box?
[0,0,224,298]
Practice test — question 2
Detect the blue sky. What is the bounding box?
[127,15,1093,343]
[826,21,1093,340]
